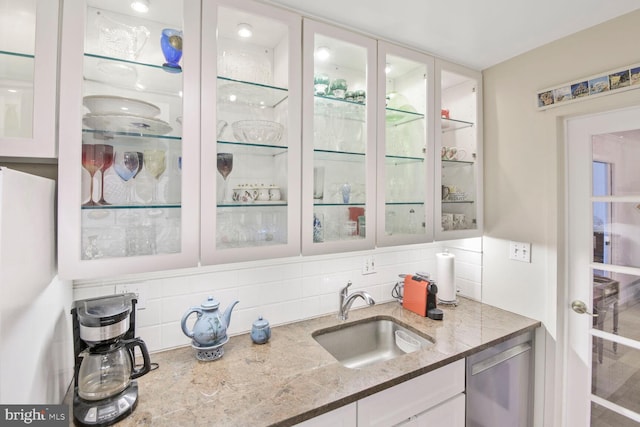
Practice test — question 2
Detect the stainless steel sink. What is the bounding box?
[312,316,434,369]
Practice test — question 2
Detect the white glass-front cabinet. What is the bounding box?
[435,59,482,240]
[200,0,301,264]
[0,0,58,158]
[58,0,200,279]
[301,19,377,255]
[376,42,435,246]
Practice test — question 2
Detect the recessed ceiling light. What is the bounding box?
[237,23,253,38]
[131,0,149,13]
[315,46,330,61]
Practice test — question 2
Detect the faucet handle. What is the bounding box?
[341,280,352,293]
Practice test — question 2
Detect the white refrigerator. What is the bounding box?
[0,167,72,404]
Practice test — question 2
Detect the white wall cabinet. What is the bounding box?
[57,1,483,279]
[0,0,58,159]
[376,42,435,247]
[301,18,377,255]
[435,59,483,240]
[58,0,201,279]
[200,0,302,265]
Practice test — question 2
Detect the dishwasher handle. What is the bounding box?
[470,342,532,376]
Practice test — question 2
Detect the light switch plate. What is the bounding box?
[115,283,147,309]
[509,241,531,263]
[362,256,376,275]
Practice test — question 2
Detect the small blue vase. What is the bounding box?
[161,28,183,73]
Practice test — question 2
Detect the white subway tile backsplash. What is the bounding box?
[73,240,482,353]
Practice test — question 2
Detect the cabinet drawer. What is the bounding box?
[357,359,465,427]
[293,403,357,427]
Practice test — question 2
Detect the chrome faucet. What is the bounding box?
[339,281,375,320]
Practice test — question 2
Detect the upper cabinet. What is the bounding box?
[301,19,377,255]
[58,0,201,279]
[435,59,483,240]
[376,42,435,247]
[0,0,58,159]
[200,0,302,265]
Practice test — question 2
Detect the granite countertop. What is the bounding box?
[69,298,540,426]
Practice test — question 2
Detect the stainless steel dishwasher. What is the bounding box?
[466,331,534,427]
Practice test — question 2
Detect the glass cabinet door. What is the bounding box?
[376,42,434,246]
[301,19,376,255]
[435,60,483,240]
[58,0,200,279]
[0,0,57,158]
[200,0,301,264]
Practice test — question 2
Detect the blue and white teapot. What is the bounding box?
[181,296,238,348]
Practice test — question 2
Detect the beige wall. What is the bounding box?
[483,9,640,426]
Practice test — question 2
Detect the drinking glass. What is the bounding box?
[82,144,105,206]
[217,153,233,202]
[113,151,140,205]
[97,144,114,205]
[143,150,166,203]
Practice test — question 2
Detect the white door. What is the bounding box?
[566,106,640,425]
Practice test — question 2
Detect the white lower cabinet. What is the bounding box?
[294,403,357,427]
[295,359,464,427]
[358,359,465,427]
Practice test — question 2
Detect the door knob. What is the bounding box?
[571,300,598,317]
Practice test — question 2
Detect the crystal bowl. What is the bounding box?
[232,120,284,144]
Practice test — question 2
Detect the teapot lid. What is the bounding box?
[252,316,269,329]
[201,296,220,310]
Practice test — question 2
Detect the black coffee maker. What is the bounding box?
[72,294,151,427]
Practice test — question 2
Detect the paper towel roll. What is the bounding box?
[436,251,456,303]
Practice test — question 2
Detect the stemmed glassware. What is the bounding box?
[217,153,233,202]
[113,151,140,205]
[97,144,114,205]
[82,144,105,206]
[143,149,166,203]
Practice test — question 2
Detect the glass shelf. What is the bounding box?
[81,204,181,210]
[385,154,425,163]
[386,107,425,126]
[385,202,425,206]
[314,202,365,207]
[442,158,474,166]
[217,77,288,108]
[83,54,182,97]
[314,95,365,122]
[217,140,287,155]
[314,149,366,161]
[218,202,287,208]
[82,129,181,142]
[441,117,474,133]
[0,51,34,82]
[442,200,475,204]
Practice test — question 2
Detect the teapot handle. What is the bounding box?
[124,338,152,379]
[180,307,203,339]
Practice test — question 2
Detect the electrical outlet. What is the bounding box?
[509,241,531,263]
[362,256,376,275]
[114,283,147,309]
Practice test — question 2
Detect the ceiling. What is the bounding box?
[265,0,640,70]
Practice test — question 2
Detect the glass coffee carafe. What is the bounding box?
[77,338,151,401]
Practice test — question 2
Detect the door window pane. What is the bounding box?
[591,402,639,427]
[592,340,640,417]
[593,130,640,197]
[592,202,640,268]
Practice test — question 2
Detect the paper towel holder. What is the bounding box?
[436,250,458,306]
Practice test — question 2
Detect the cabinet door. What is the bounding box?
[376,41,435,246]
[357,358,465,427]
[0,0,58,158]
[293,403,356,427]
[435,59,483,240]
[200,0,301,264]
[58,0,200,279]
[398,394,465,427]
[301,19,377,255]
